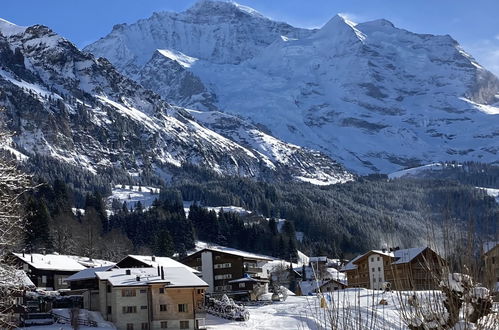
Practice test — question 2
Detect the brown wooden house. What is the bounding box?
[341,247,445,290]
[482,242,498,297]
[181,246,273,294]
[10,253,86,291]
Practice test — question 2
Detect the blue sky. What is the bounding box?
[2,0,498,75]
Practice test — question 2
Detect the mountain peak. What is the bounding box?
[0,18,27,37]
[186,0,266,19]
[314,14,366,42]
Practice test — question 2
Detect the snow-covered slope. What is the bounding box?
[0,20,352,184]
[86,1,499,174]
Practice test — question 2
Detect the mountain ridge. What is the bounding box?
[85,0,499,174]
[0,20,353,185]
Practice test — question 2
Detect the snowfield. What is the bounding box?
[205,289,498,329]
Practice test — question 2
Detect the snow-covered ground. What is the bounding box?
[388,163,444,179]
[476,187,499,203]
[205,290,412,329]
[183,201,253,217]
[108,184,161,211]
[205,289,498,329]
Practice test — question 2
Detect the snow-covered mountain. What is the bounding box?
[86,0,499,174]
[0,18,352,184]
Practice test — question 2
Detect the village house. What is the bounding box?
[341,247,445,290]
[66,255,199,312]
[227,276,269,301]
[10,252,114,291]
[96,267,208,330]
[10,253,87,290]
[482,241,498,299]
[181,245,273,294]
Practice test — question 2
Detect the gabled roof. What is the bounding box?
[66,265,115,282]
[96,267,208,288]
[186,245,274,261]
[340,247,431,271]
[118,255,200,274]
[392,247,427,265]
[228,277,269,284]
[12,253,86,272]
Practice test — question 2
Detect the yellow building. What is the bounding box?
[96,267,208,330]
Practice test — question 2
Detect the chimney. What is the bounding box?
[157,266,161,277]
[152,256,156,262]
[30,254,34,263]
[22,251,25,258]
[136,276,141,281]
[161,266,165,280]
[126,269,131,275]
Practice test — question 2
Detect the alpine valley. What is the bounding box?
[0,1,497,257]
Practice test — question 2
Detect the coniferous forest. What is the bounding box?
[16,151,498,261]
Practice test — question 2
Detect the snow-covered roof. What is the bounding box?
[340,254,363,271]
[483,241,498,255]
[66,265,115,282]
[228,277,269,284]
[13,253,86,272]
[392,247,427,265]
[96,267,208,288]
[340,247,429,271]
[122,255,200,274]
[67,256,115,268]
[188,242,274,261]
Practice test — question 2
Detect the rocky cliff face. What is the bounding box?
[86,1,499,174]
[0,18,352,184]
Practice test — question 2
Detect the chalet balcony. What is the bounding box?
[244,266,262,273]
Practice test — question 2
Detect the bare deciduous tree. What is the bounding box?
[0,122,32,327]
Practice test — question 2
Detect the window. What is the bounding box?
[160,304,167,312]
[379,278,382,282]
[126,324,134,330]
[122,289,136,297]
[107,306,112,314]
[373,278,376,282]
[371,257,374,262]
[214,274,232,280]
[141,323,148,330]
[372,268,375,272]
[141,306,148,310]
[215,255,221,260]
[239,283,246,288]
[378,267,381,271]
[41,275,47,284]
[214,263,231,269]
[377,257,380,261]
[197,289,204,294]
[122,306,137,314]
[107,285,112,293]
[160,321,168,329]
[178,304,188,313]
[159,288,165,294]
[140,289,147,294]
[180,321,189,329]
[58,277,67,285]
